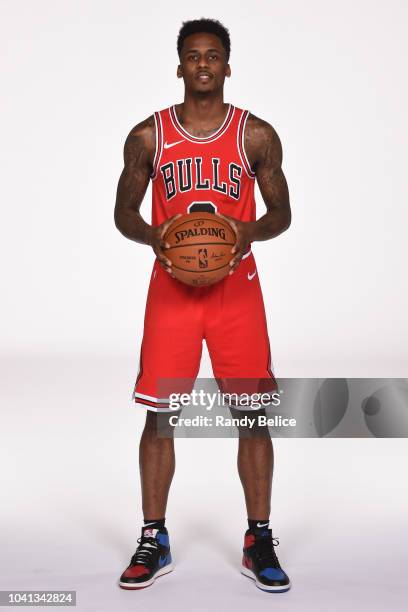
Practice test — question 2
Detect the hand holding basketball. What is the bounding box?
[148,214,182,276]
[216,213,254,274]
[163,212,236,286]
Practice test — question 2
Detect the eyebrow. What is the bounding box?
[185,48,221,53]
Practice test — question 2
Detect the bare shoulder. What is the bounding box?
[245,113,283,170]
[123,115,156,165]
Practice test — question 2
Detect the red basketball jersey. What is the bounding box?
[150,104,256,226]
[131,104,278,410]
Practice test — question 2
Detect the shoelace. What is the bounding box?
[131,536,158,565]
[257,535,281,568]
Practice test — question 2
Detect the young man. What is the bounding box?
[114,19,292,592]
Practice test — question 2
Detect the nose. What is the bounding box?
[197,54,209,69]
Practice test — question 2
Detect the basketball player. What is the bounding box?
[114,19,292,592]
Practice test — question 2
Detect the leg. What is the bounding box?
[205,252,277,519]
[120,263,203,590]
[139,412,175,518]
[237,430,274,519]
[230,407,274,518]
[235,419,291,593]
[134,260,203,513]
[203,253,290,591]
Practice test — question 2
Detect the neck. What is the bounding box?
[181,91,226,122]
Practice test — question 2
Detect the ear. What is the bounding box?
[177,65,183,79]
[225,64,231,78]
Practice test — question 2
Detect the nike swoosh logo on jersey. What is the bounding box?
[248,270,257,280]
[163,139,185,149]
[256,522,269,528]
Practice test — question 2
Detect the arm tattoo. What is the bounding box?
[114,116,156,243]
[244,114,291,239]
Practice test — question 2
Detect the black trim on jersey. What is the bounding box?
[212,158,227,193]
[195,157,211,189]
[188,201,217,213]
[177,158,193,192]
[267,341,277,383]
[229,163,242,200]
[131,341,145,401]
[238,110,256,178]
[160,162,176,200]
[170,104,235,143]
[151,112,163,179]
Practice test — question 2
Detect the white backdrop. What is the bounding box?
[1,0,407,374]
[1,2,408,611]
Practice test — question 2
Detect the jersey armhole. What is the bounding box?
[150,111,163,180]
[237,110,256,179]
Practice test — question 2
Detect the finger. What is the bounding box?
[216,211,238,232]
[157,252,172,267]
[230,229,243,252]
[229,260,241,275]
[231,241,243,255]
[160,223,170,239]
[152,240,172,267]
[158,242,172,266]
[153,245,171,266]
[228,221,239,234]
[159,262,172,275]
[229,254,242,268]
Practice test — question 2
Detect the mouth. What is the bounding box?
[195,72,213,83]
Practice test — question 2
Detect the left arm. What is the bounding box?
[218,114,291,273]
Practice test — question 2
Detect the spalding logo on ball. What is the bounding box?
[164,212,236,286]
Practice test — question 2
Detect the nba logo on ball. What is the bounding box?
[198,248,208,268]
[164,212,236,286]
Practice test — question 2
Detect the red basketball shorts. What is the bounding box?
[132,249,277,412]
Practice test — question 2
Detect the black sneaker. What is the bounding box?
[119,526,173,589]
[241,528,291,592]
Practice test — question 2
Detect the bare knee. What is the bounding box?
[142,411,175,439]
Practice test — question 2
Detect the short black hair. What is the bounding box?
[177,18,231,61]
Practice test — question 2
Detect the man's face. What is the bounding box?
[177,32,231,94]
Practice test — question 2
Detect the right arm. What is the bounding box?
[114,116,178,273]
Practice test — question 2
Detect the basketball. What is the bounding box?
[163,212,236,286]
